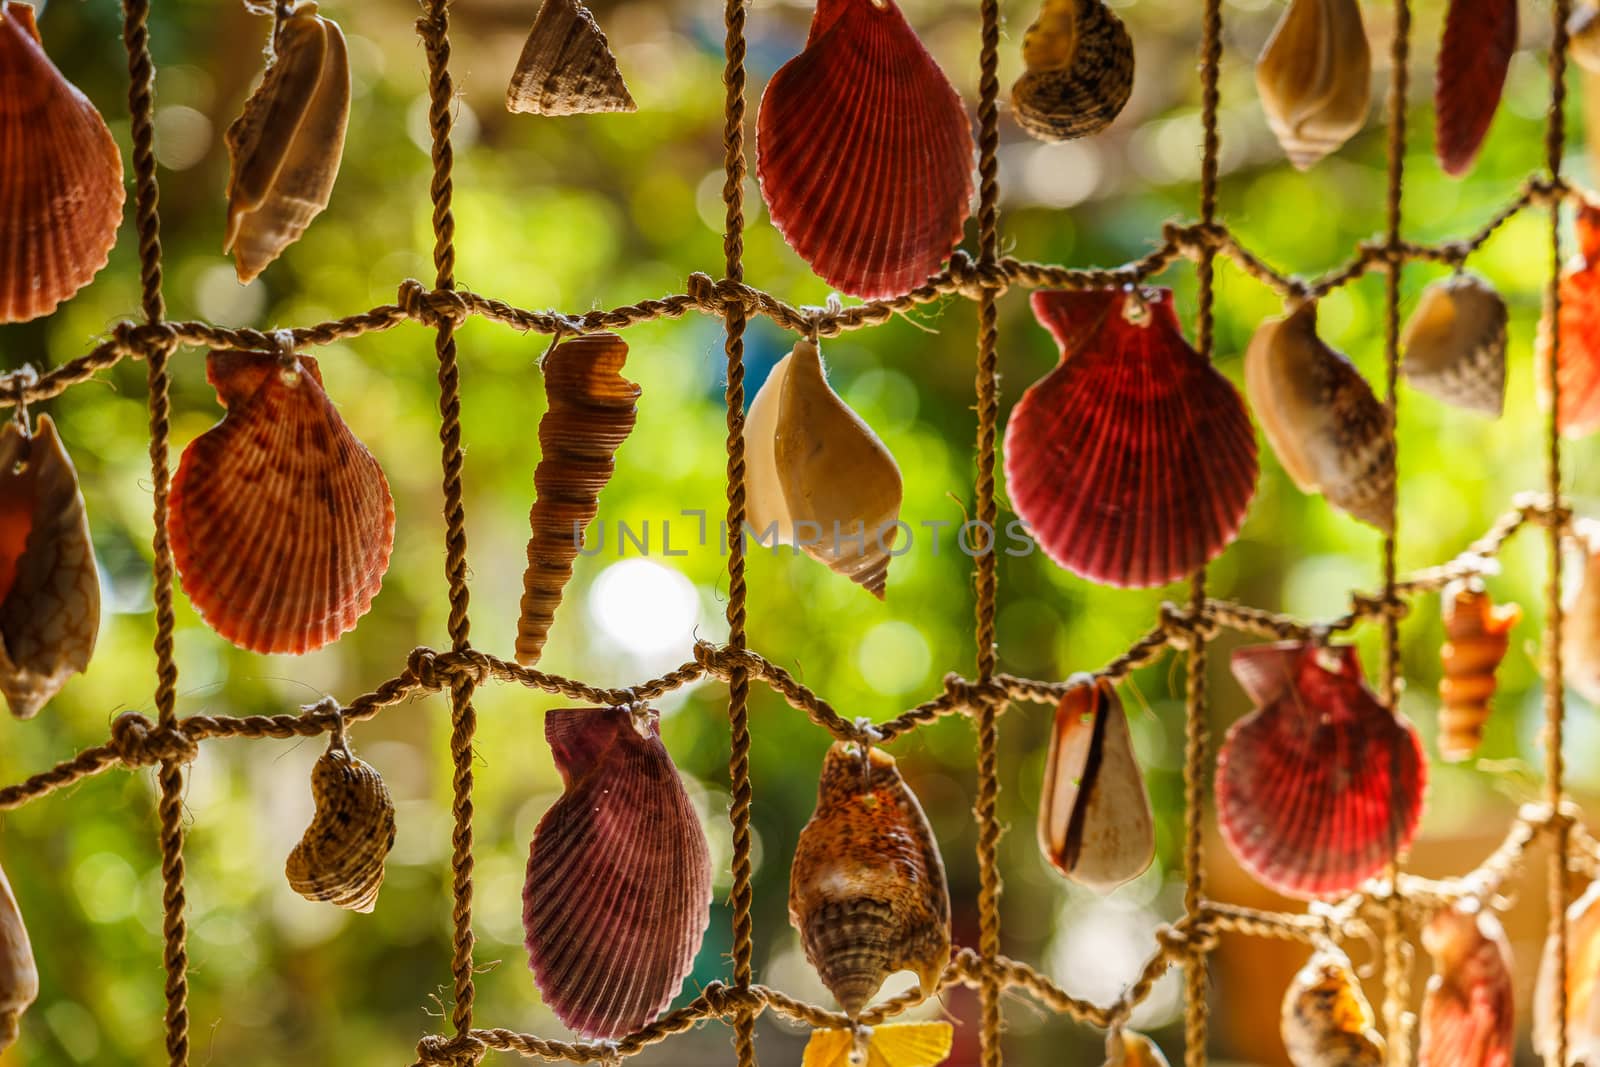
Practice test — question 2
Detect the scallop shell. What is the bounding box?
[1106,1032,1170,1067]
[1562,519,1600,706]
[1215,642,1426,899]
[745,340,903,598]
[790,743,950,1018]
[1418,901,1514,1067]
[1435,0,1516,177]
[506,0,635,116]
[1573,3,1600,75]
[755,0,974,299]
[1038,678,1154,894]
[1256,0,1372,170]
[1010,0,1135,142]
[516,333,638,666]
[1004,287,1258,588]
[522,706,712,1039]
[1538,196,1600,439]
[168,350,395,655]
[0,862,36,1051]
[0,415,100,719]
[1245,302,1395,531]
[1401,274,1508,417]
[0,1,124,323]
[1281,946,1386,1067]
[285,732,396,913]
[1536,879,1600,1064]
[224,1,349,284]
[1437,578,1519,763]
[801,1022,953,1067]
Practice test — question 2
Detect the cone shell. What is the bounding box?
[1418,901,1514,1067]
[1573,3,1600,75]
[790,743,950,1018]
[506,0,635,116]
[1037,678,1154,894]
[1281,946,1386,1067]
[1010,0,1135,142]
[1437,578,1519,763]
[516,333,638,666]
[1562,519,1600,707]
[1401,274,1508,417]
[1107,1032,1170,1067]
[1536,880,1600,1064]
[1435,0,1516,177]
[755,0,974,298]
[801,1022,953,1067]
[523,706,712,1039]
[745,341,903,598]
[1256,0,1372,170]
[0,1,124,323]
[1538,197,1600,439]
[0,415,100,719]
[285,733,396,913]
[169,350,395,655]
[1245,302,1395,531]
[224,1,349,284]
[0,862,36,1052]
[1216,642,1426,899]
[1004,288,1258,588]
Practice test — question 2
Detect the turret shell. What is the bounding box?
[1437,578,1519,762]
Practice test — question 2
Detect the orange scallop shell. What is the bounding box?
[1538,197,1600,438]
[1435,0,1516,177]
[1418,901,1514,1067]
[168,351,395,655]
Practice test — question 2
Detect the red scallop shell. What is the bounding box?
[1002,288,1258,588]
[1435,0,1516,177]
[168,351,395,655]
[1539,198,1600,438]
[1216,642,1426,899]
[755,0,974,299]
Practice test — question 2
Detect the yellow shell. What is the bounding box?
[1281,946,1386,1067]
[1256,0,1372,170]
[1437,578,1519,762]
[506,0,635,116]
[1105,1032,1170,1067]
[285,732,396,913]
[1010,0,1134,142]
[801,1022,953,1067]
[0,862,36,1051]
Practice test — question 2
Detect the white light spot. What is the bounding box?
[587,559,701,657]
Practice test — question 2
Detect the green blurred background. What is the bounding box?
[2,0,1596,1062]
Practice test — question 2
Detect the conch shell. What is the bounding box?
[1010,0,1135,142]
[0,414,100,719]
[224,1,349,283]
[1105,1032,1170,1067]
[1435,0,1516,177]
[1437,578,1519,762]
[0,1,124,323]
[516,333,638,666]
[1538,195,1600,438]
[790,743,950,1018]
[1401,274,1509,418]
[1038,678,1154,894]
[1571,2,1600,75]
[0,862,36,1051]
[1418,901,1514,1067]
[1245,302,1394,531]
[285,729,396,913]
[506,0,635,116]
[746,341,903,598]
[801,1022,953,1067]
[1281,945,1386,1067]
[1256,0,1371,170]
[1536,879,1600,1064]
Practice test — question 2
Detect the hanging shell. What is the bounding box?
[0,1,124,323]
[1281,946,1386,1067]
[790,743,950,1018]
[1571,3,1600,75]
[1437,578,1520,762]
[1038,678,1154,894]
[1400,274,1509,417]
[745,340,903,598]
[1538,196,1600,438]
[1418,901,1514,1067]
[284,730,396,913]
[801,1022,954,1067]
[1216,642,1426,899]
[224,1,349,284]
[755,0,974,298]
[168,350,395,655]
[506,0,636,116]
[1435,0,1516,177]
[1105,1032,1171,1067]
[1256,0,1372,170]
[1536,880,1600,1064]
[1004,288,1258,588]
[1562,519,1600,706]
[516,333,638,666]
[0,862,36,1052]
[523,706,712,1039]
[1245,302,1395,531]
[1010,0,1135,142]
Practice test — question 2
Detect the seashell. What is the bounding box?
[284,730,396,913]
[506,0,635,116]
[0,415,100,719]
[1245,302,1395,531]
[1037,677,1154,894]
[801,1022,953,1067]
[0,1,124,323]
[1436,578,1520,763]
[745,340,903,598]
[1216,642,1426,899]
[755,0,974,299]
[523,706,712,1039]
[1400,274,1509,417]
[1418,901,1514,1067]
[1105,1032,1171,1067]
[0,861,36,1051]
[1536,880,1600,1064]
[790,742,950,1018]
[1538,196,1600,439]
[168,350,395,655]
[1010,0,1135,142]
[1571,3,1600,75]
[1435,0,1516,177]
[1004,287,1258,588]
[1281,945,1386,1067]
[1256,0,1372,170]
[1562,519,1600,706]
[224,1,349,284]
[516,333,638,666]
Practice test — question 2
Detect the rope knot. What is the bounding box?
[398,279,470,328]
[947,251,1009,300]
[1155,920,1218,960]
[700,980,739,1016]
[686,272,757,314]
[407,647,448,690]
[1158,602,1219,649]
[110,712,200,766]
[943,673,1007,711]
[1350,591,1409,623]
[111,320,179,357]
[414,1033,485,1067]
[1164,220,1224,258]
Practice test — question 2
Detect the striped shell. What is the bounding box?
[1256,0,1372,170]
[1536,880,1600,1064]
[1437,579,1519,762]
[1418,901,1514,1067]
[0,862,35,1052]
[506,0,635,116]
[1401,274,1508,417]
[1281,946,1386,1067]
[1010,0,1135,142]
[1435,0,1516,177]
[285,733,396,913]
[1538,196,1600,438]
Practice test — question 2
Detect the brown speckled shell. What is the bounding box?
[1437,579,1519,763]
[285,734,396,913]
[506,0,635,116]
[1281,946,1386,1067]
[1010,0,1134,142]
[1401,274,1508,418]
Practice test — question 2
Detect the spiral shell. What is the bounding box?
[1401,274,1509,417]
[1010,0,1135,142]
[1437,578,1519,762]
[1281,946,1386,1067]
[506,0,635,116]
[285,732,396,913]
[1256,0,1372,170]
[1419,901,1514,1067]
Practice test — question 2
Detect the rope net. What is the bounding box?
[0,0,1586,1063]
